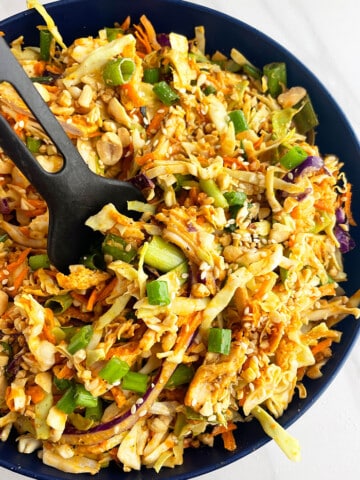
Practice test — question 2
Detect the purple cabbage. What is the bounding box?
[334,225,356,254]
[283,155,324,183]
[0,198,10,215]
[156,33,171,47]
[128,172,155,192]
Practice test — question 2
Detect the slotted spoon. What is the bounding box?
[0,36,144,272]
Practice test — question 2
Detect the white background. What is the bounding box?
[0,1,359,480]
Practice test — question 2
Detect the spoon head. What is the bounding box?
[47,177,144,272]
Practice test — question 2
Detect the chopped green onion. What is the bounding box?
[56,386,77,414]
[242,63,262,80]
[80,250,105,271]
[223,191,247,207]
[208,327,232,355]
[166,364,194,388]
[68,412,94,431]
[144,236,186,272]
[263,62,287,98]
[279,146,308,170]
[199,178,229,209]
[99,357,130,384]
[85,399,103,421]
[103,57,135,86]
[28,253,50,270]
[67,325,93,355]
[143,67,160,84]
[228,109,248,134]
[39,29,52,61]
[293,94,319,135]
[174,174,198,190]
[146,280,171,306]
[30,76,55,84]
[279,267,289,283]
[0,234,9,243]
[203,84,217,96]
[153,81,180,106]
[44,293,73,314]
[26,136,42,154]
[122,371,149,394]
[54,376,73,391]
[127,200,156,214]
[105,27,123,41]
[102,233,137,263]
[74,384,98,408]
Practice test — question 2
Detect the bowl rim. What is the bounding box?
[0,1,359,479]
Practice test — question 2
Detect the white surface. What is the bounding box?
[0,1,359,480]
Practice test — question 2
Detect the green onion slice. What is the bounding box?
[122,371,149,394]
[44,293,73,314]
[103,57,135,86]
[67,325,93,355]
[228,109,248,134]
[146,280,171,306]
[28,253,50,270]
[144,236,186,272]
[99,357,130,384]
[153,81,180,106]
[208,327,232,355]
[263,62,287,98]
[279,146,308,170]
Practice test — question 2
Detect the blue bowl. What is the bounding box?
[0,1,359,479]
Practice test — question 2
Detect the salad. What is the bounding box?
[0,0,359,474]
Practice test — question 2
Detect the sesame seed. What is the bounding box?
[130,404,137,414]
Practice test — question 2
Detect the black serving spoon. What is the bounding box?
[0,36,144,272]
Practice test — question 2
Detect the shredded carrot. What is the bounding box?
[314,199,334,213]
[26,385,46,404]
[146,107,169,135]
[12,265,29,294]
[212,422,237,436]
[95,276,118,304]
[53,363,74,380]
[120,16,131,31]
[34,60,46,76]
[311,338,333,356]
[121,82,146,107]
[135,151,155,167]
[343,183,357,226]
[221,430,237,451]
[110,386,127,409]
[86,287,98,311]
[6,248,31,272]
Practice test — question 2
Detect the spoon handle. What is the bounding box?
[0,35,89,196]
